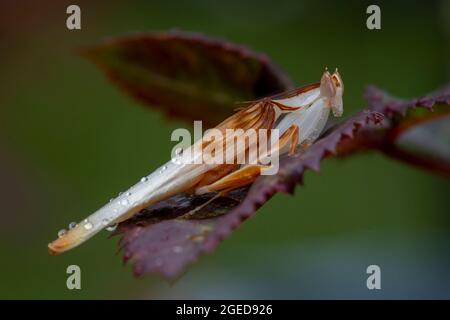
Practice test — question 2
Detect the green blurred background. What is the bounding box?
[0,0,449,299]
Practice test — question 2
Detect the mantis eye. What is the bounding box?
[331,69,344,93]
[320,70,336,98]
[331,69,344,117]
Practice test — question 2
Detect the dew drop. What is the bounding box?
[68,222,77,230]
[58,229,67,238]
[140,177,148,183]
[106,224,118,232]
[126,192,132,196]
[120,199,129,206]
[83,220,93,230]
[118,192,123,196]
[175,148,183,156]
[172,148,184,165]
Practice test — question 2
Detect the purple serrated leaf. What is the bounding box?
[115,110,383,279]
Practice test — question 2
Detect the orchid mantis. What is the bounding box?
[48,69,344,255]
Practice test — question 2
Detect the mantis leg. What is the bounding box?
[195,164,268,195]
[282,124,299,156]
[181,191,228,218]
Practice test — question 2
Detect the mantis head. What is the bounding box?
[320,69,344,117]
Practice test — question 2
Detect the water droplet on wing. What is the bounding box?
[83,219,93,230]
[68,222,77,230]
[58,229,67,237]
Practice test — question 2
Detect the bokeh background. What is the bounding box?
[0,0,449,299]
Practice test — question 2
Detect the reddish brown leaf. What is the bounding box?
[82,31,293,127]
